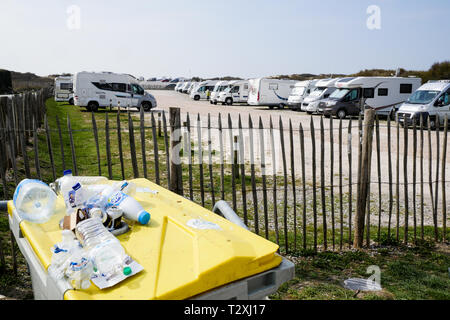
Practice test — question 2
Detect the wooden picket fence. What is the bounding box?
[0,95,449,274]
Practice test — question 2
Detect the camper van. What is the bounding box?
[302,78,340,114]
[248,78,297,109]
[217,80,249,105]
[54,76,74,104]
[187,82,199,95]
[320,77,422,119]
[181,82,192,93]
[210,81,237,104]
[73,71,157,112]
[287,80,319,111]
[396,80,450,129]
[190,80,219,101]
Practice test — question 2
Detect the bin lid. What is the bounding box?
[10,178,282,300]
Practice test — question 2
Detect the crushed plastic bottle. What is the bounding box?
[13,179,57,224]
[75,218,130,279]
[48,230,82,280]
[65,248,94,290]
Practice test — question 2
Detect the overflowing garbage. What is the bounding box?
[13,169,149,290]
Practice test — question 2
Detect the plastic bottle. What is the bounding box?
[48,230,82,280]
[107,191,151,225]
[65,248,94,290]
[13,179,57,223]
[75,218,130,279]
[52,169,108,196]
[65,183,89,215]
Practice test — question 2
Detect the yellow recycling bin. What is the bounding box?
[8,178,294,300]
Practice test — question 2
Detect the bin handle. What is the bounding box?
[212,200,249,230]
[0,200,8,212]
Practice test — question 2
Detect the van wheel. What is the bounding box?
[87,101,99,112]
[278,104,285,109]
[268,106,274,110]
[141,102,152,112]
[68,98,74,105]
[429,119,437,130]
[225,98,233,105]
[336,109,347,119]
[194,95,200,101]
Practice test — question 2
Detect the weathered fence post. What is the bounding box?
[169,107,183,195]
[354,109,375,249]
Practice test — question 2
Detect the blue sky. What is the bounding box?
[0,0,448,79]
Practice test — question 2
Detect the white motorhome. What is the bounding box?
[287,80,319,111]
[190,80,219,101]
[210,81,237,104]
[187,82,199,95]
[174,82,184,91]
[248,78,297,109]
[73,71,157,112]
[217,80,249,105]
[181,82,192,93]
[302,78,340,114]
[54,76,74,104]
[396,80,450,129]
[320,76,422,119]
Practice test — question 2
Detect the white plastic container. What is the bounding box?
[53,169,108,197]
[13,179,57,224]
[107,191,151,225]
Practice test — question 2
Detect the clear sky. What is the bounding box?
[0,0,448,79]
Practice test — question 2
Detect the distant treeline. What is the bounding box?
[0,69,53,93]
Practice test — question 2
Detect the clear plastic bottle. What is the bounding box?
[13,179,57,223]
[65,248,94,290]
[65,183,90,216]
[48,230,82,280]
[75,218,129,279]
[52,169,108,196]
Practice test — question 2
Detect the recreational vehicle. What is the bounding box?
[210,81,237,104]
[174,82,185,91]
[54,76,74,104]
[217,80,250,105]
[287,80,319,111]
[396,80,450,129]
[190,80,219,101]
[302,78,340,114]
[181,82,192,93]
[187,82,199,95]
[73,71,157,112]
[320,77,421,119]
[248,78,297,109]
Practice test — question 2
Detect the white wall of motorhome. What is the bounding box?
[396,80,450,129]
[216,81,249,105]
[287,80,319,110]
[73,71,157,112]
[190,80,219,100]
[248,78,297,109]
[54,76,74,104]
[302,78,340,113]
[180,82,192,93]
[187,82,199,95]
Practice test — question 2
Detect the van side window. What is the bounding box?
[378,88,388,96]
[131,84,144,95]
[437,90,450,107]
[244,84,248,90]
[92,82,112,91]
[112,83,127,92]
[346,89,359,101]
[231,86,239,93]
[400,84,413,94]
[363,88,374,98]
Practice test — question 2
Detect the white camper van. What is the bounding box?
[217,80,249,105]
[190,80,219,101]
[209,81,232,104]
[287,80,319,111]
[73,71,157,112]
[174,82,184,91]
[302,78,340,114]
[54,76,74,104]
[248,78,297,109]
[181,82,192,93]
[396,80,450,129]
[320,77,422,119]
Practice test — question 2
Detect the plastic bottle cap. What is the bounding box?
[63,169,73,176]
[123,266,132,276]
[138,211,151,225]
[72,183,81,190]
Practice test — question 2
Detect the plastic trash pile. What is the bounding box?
[13,170,150,290]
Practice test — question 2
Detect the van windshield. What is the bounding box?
[291,87,306,96]
[407,90,440,104]
[329,88,349,99]
[310,87,326,97]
